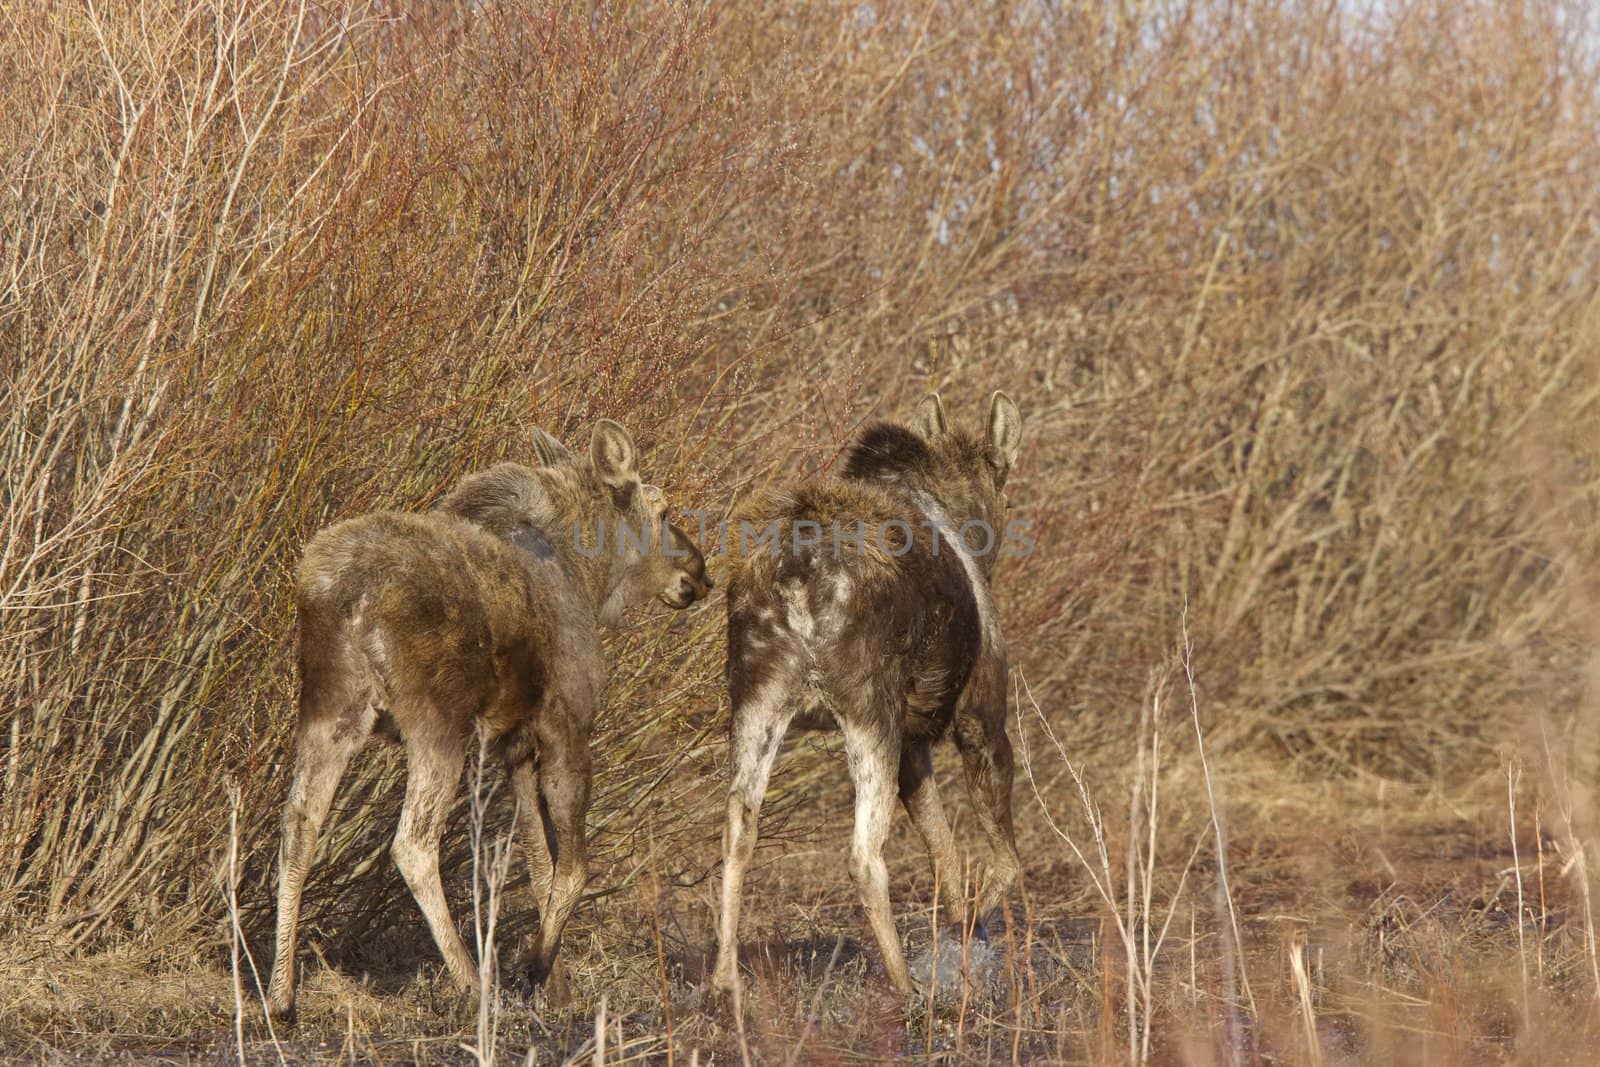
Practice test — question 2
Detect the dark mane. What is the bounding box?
[840,422,931,484]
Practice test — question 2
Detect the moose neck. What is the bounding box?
[912,489,1000,648]
[545,487,639,629]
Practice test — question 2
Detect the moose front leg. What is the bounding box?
[898,739,966,926]
[509,759,556,908]
[518,717,591,999]
[954,680,1023,923]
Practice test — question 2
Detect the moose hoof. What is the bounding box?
[265,996,297,1026]
[707,969,743,1014]
[507,956,546,994]
[510,955,571,1009]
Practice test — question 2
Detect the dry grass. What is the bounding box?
[4,0,1600,1061]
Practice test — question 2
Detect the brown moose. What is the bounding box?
[265,421,710,1020]
[711,392,1024,1000]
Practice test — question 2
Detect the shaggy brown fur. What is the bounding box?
[712,392,1023,1000]
[265,422,710,1021]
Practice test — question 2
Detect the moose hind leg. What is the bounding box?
[711,667,800,1000]
[266,692,374,1020]
[392,732,478,994]
[840,715,915,995]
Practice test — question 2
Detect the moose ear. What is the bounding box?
[640,482,667,516]
[531,427,574,467]
[590,419,639,491]
[985,390,1022,479]
[912,393,948,441]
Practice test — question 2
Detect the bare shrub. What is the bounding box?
[3,0,1600,1057]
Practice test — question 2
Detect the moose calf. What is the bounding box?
[266,421,710,1020]
[712,392,1023,999]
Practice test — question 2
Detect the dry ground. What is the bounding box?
[5,743,1596,1064]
